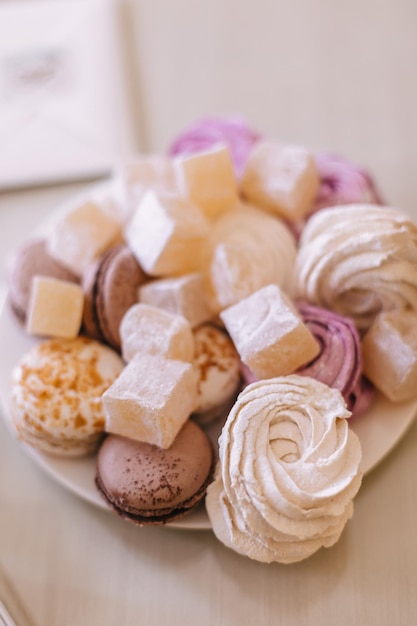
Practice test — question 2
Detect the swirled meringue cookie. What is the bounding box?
[294,205,417,332]
[168,115,261,179]
[313,153,384,213]
[206,375,362,564]
[192,324,241,425]
[296,302,373,417]
[9,337,124,456]
[201,204,296,313]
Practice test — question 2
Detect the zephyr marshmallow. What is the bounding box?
[206,375,363,564]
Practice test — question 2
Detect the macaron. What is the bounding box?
[9,336,124,456]
[192,323,241,425]
[8,237,79,322]
[82,244,147,351]
[95,419,214,525]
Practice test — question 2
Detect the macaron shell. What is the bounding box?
[84,245,147,351]
[8,238,79,322]
[82,257,106,343]
[95,420,214,525]
[192,323,242,418]
[98,246,145,349]
[9,336,124,457]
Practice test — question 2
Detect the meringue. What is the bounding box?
[206,375,362,564]
[296,302,373,417]
[201,204,297,313]
[313,153,384,212]
[294,204,417,331]
[168,115,261,179]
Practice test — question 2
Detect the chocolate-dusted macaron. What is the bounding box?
[95,420,214,525]
[82,244,147,351]
[8,237,79,322]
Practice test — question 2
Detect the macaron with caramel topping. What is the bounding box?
[192,323,241,425]
[95,420,214,525]
[9,336,124,456]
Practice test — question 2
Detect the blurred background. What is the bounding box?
[1,0,417,210]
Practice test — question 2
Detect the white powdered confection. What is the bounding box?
[205,375,362,564]
[294,204,417,332]
[201,203,297,313]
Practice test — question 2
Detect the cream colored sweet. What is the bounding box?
[192,324,241,424]
[9,337,124,456]
[294,204,417,332]
[102,353,198,449]
[241,141,319,221]
[139,273,212,328]
[112,155,179,223]
[362,310,417,402]
[119,303,195,363]
[174,144,239,219]
[201,203,296,314]
[126,191,210,276]
[220,284,319,380]
[87,184,131,226]
[205,375,362,564]
[26,276,84,339]
[47,201,122,276]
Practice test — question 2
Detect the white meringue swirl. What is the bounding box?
[294,205,417,331]
[206,375,362,564]
[202,204,296,313]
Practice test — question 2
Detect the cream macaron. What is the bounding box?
[9,336,124,456]
[192,323,241,425]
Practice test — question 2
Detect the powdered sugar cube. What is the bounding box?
[102,353,198,448]
[120,303,195,363]
[220,284,319,379]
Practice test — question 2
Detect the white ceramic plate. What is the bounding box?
[1,297,417,531]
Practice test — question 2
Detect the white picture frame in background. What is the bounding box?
[0,0,138,189]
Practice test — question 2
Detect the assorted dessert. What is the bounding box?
[5,115,417,564]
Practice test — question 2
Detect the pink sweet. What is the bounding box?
[241,302,374,418]
[168,115,261,179]
[296,302,373,418]
[313,153,384,212]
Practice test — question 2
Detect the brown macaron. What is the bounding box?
[8,237,79,322]
[95,420,214,525]
[82,245,147,351]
